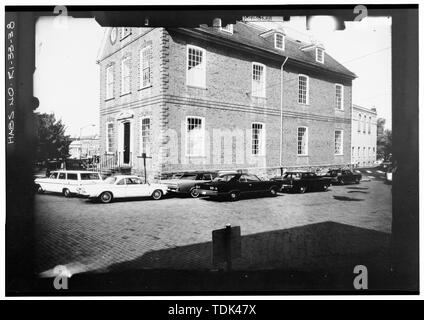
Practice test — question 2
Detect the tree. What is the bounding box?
[376,117,392,161]
[35,112,71,163]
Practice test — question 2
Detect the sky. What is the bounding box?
[34,15,392,137]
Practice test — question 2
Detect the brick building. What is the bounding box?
[351,104,377,167]
[97,21,356,178]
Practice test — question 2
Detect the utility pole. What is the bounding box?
[137,153,152,183]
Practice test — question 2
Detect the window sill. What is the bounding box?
[297,154,309,157]
[186,84,207,90]
[298,103,310,106]
[251,95,267,99]
[139,85,152,91]
[335,108,344,111]
[120,92,131,97]
[185,155,206,158]
[105,97,115,102]
[252,154,266,157]
[335,154,344,156]
[120,34,131,41]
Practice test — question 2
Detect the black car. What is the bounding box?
[325,168,362,185]
[161,171,219,198]
[271,171,332,193]
[197,173,280,201]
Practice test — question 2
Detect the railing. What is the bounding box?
[86,151,133,174]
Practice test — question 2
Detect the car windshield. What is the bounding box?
[80,173,100,180]
[215,174,236,182]
[104,177,117,184]
[179,174,198,180]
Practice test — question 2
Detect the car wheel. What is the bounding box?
[151,189,163,200]
[322,184,329,191]
[189,188,200,198]
[269,186,278,196]
[339,178,345,185]
[36,185,44,194]
[63,188,71,198]
[355,178,360,184]
[229,191,239,201]
[99,191,113,204]
[299,185,307,194]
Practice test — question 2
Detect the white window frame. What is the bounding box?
[358,114,362,132]
[140,46,152,89]
[121,56,131,95]
[297,126,308,156]
[368,116,372,134]
[274,33,285,50]
[185,116,205,157]
[335,84,344,110]
[298,74,309,105]
[251,122,266,156]
[335,130,343,155]
[105,121,114,154]
[316,47,325,63]
[220,24,233,34]
[252,62,266,98]
[105,65,114,100]
[186,45,206,88]
[140,117,151,156]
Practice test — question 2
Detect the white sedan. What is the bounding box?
[77,175,168,203]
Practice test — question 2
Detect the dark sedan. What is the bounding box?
[324,168,362,185]
[271,171,332,193]
[160,171,219,198]
[197,173,280,201]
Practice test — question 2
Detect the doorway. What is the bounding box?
[123,121,131,164]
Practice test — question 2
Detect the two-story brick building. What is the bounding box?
[97,21,356,178]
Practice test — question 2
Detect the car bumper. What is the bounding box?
[199,189,219,196]
[281,184,294,190]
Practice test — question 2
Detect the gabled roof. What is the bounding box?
[177,21,356,80]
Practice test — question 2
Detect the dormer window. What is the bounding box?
[316,47,324,63]
[274,33,285,50]
[220,24,233,34]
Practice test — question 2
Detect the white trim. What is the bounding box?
[251,122,266,156]
[139,45,152,89]
[315,47,325,63]
[185,116,205,157]
[298,74,309,105]
[297,126,308,156]
[251,62,266,98]
[186,45,206,88]
[335,83,344,110]
[274,33,285,51]
[335,129,344,155]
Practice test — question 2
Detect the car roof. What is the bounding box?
[50,170,100,174]
[109,175,140,179]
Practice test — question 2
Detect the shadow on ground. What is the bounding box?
[28,221,405,294]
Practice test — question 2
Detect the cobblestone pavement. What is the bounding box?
[35,170,392,275]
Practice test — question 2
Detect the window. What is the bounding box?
[58,173,66,180]
[106,122,114,153]
[298,75,309,104]
[316,47,324,63]
[121,57,131,95]
[80,173,100,180]
[358,114,361,132]
[368,116,372,134]
[368,147,371,158]
[121,27,131,39]
[67,173,78,180]
[252,122,265,156]
[297,127,308,155]
[140,117,151,155]
[357,147,360,158]
[274,33,285,50]
[49,172,58,179]
[140,46,152,88]
[252,63,266,98]
[335,84,344,110]
[106,65,114,99]
[245,174,261,182]
[186,45,206,88]
[220,24,233,34]
[335,130,343,155]
[363,116,366,133]
[186,117,205,156]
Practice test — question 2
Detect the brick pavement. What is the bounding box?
[35,174,392,276]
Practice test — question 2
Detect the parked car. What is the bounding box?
[324,168,362,185]
[77,175,168,203]
[160,171,219,198]
[196,173,280,201]
[34,170,103,197]
[271,171,332,193]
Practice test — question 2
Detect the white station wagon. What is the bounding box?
[35,170,103,197]
[77,175,168,203]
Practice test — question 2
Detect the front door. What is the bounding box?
[123,122,131,164]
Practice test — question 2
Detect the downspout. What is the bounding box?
[280,57,289,175]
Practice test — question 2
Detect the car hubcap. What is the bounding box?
[153,191,161,199]
[191,189,199,197]
[231,193,236,199]
[102,193,110,202]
